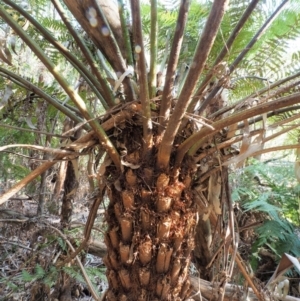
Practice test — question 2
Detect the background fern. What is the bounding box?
[231,159,300,271]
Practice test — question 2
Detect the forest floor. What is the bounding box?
[1,188,300,300]
[0,195,108,301]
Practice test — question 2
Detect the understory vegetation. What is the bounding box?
[1,158,300,299]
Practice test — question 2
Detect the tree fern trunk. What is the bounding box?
[103,167,196,300]
[99,118,196,300]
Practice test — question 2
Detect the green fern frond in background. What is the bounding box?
[231,159,300,268]
[247,12,300,76]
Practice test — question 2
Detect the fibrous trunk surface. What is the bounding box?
[102,116,197,300]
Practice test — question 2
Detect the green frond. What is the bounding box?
[141,1,209,64]
[40,17,67,34]
[228,76,266,102]
[232,160,300,263]
[243,192,282,214]
[255,220,300,257]
[240,6,300,82]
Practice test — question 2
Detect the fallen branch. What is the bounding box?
[0,144,79,155]
[46,223,101,301]
[190,276,300,301]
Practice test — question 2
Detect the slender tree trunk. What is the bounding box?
[51,117,75,207]
[51,160,68,214]
[36,100,49,215]
[61,160,78,225]
[51,160,78,300]
[37,165,48,215]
